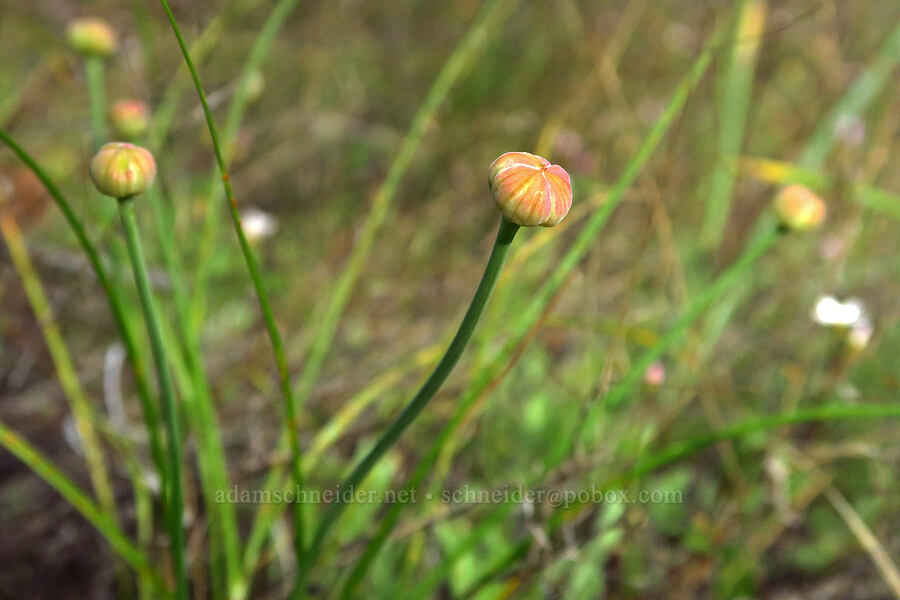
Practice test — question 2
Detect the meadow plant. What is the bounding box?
[90,142,188,600]
[68,17,116,148]
[300,152,573,587]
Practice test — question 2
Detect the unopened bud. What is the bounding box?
[67,17,117,58]
[110,100,150,139]
[90,142,156,199]
[774,185,826,231]
[489,152,572,227]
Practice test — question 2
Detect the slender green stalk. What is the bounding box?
[146,4,301,593]
[698,0,766,250]
[799,19,900,168]
[85,57,107,149]
[189,0,301,336]
[0,419,169,597]
[292,0,520,403]
[118,198,187,600]
[301,218,519,589]
[622,402,900,479]
[94,418,159,600]
[147,0,268,151]
[0,128,166,488]
[0,213,117,516]
[147,182,242,600]
[156,0,306,586]
[341,30,721,590]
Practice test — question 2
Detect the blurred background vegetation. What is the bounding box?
[2,0,900,598]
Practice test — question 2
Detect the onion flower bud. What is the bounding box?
[67,17,118,58]
[90,142,156,199]
[774,184,826,231]
[110,100,150,139]
[489,152,572,227]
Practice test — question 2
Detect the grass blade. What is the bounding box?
[0,212,119,526]
[799,20,900,168]
[698,0,766,250]
[0,419,169,597]
[156,1,306,590]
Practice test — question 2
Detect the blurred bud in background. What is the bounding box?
[110,99,150,140]
[66,17,117,58]
[643,362,666,389]
[774,184,826,231]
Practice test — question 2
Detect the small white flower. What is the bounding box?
[242,207,279,241]
[811,295,865,327]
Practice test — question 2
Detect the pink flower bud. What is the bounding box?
[644,362,665,388]
[67,17,118,58]
[110,100,150,139]
[90,143,156,199]
[774,185,826,231]
[488,152,572,227]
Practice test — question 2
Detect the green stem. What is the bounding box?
[156,0,306,589]
[118,198,187,600]
[301,217,519,588]
[85,57,107,149]
[147,182,242,600]
[0,128,166,491]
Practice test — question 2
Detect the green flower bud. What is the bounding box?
[90,142,156,199]
[774,184,826,231]
[111,99,150,139]
[488,152,572,227]
[67,17,118,58]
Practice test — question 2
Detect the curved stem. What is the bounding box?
[118,199,187,600]
[300,217,519,588]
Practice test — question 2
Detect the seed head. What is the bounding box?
[774,184,826,231]
[90,143,156,199]
[67,17,118,58]
[489,152,572,227]
[111,99,150,139]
